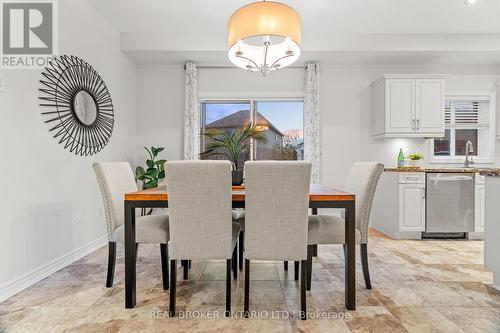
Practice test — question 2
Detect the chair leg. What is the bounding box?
[284,261,288,270]
[135,243,139,263]
[232,245,238,280]
[300,260,307,320]
[182,260,189,280]
[294,261,300,281]
[160,244,169,290]
[226,259,232,317]
[360,243,372,289]
[312,244,318,257]
[169,260,177,317]
[238,232,244,271]
[244,259,250,318]
[106,242,116,288]
[307,245,314,291]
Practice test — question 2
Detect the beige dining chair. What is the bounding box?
[233,211,300,278]
[244,161,311,320]
[165,160,240,317]
[307,162,384,290]
[93,162,170,290]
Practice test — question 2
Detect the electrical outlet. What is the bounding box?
[75,210,84,224]
[0,73,4,92]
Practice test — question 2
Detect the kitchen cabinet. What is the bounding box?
[372,171,485,240]
[415,79,445,134]
[399,183,426,232]
[475,175,485,232]
[496,82,500,139]
[372,74,445,139]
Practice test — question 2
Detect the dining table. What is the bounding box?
[123,184,356,310]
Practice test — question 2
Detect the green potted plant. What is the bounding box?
[135,146,166,190]
[408,153,424,168]
[199,123,268,185]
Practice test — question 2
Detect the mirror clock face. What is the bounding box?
[74,91,98,125]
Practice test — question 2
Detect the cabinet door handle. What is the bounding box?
[416,119,420,130]
[411,119,415,131]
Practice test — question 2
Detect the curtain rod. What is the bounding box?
[184,64,307,70]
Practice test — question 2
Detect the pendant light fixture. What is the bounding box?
[227,1,301,76]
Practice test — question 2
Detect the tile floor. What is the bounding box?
[1,229,499,332]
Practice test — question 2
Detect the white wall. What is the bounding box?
[198,67,304,99]
[136,65,184,164]
[135,63,500,190]
[0,0,137,293]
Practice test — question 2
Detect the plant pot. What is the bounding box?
[232,170,244,186]
[408,159,422,168]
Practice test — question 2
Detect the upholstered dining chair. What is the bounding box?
[244,161,311,320]
[165,160,240,317]
[93,162,170,290]
[233,211,300,279]
[307,162,384,291]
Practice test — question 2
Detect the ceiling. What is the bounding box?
[88,0,500,66]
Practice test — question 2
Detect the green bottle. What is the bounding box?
[397,148,405,168]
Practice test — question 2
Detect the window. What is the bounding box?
[200,100,304,164]
[431,94,494,163]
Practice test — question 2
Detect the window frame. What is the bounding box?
[429,91,496,164]
[199,98,305,161]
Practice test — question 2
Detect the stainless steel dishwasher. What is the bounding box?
[424,172,474,238]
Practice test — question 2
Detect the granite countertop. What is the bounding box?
[384,167,500,176]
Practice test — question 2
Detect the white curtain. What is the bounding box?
[183,61,199,160]
[304,63,320,183]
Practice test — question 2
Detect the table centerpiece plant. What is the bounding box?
[199,123,268,185]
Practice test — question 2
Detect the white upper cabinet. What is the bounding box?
[372,75,445,139]
[415,79,445,134]
[386,79,415,133]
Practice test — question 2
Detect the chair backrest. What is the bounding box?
[165,160,233,260]
[93,162,138,241]
[345,162,384,243]
[244,161,311,261]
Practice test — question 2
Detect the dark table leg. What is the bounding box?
[311,208,318,257]
[125,202,136,308]
[344,201,356,310]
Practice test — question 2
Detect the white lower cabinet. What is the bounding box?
[372,172,485,239]
[474,184,485,232]
[399,183,426,231]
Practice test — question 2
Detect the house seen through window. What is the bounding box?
[200,100,304,164]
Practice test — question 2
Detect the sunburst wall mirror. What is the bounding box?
[39,55,114,156]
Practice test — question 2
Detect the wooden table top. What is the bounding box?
[125,184,355,202]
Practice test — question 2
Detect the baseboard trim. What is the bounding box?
[0,235,107,302]
[370,226,396,239]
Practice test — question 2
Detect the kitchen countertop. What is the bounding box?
[384,167,500,176]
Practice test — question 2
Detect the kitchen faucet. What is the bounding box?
[464,140,474,168]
